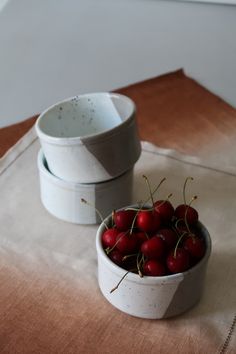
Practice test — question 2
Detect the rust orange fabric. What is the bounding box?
[1,69,236,158]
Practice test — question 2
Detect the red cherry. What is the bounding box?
[154,200,174,224]
[143,259,166,276]
[134,231,148,247]
[102,228,119,248]
[174,204,198,225]
[109,250,124,266]
[141,236,166,259]
[167,248,190,273]
[184,236,205,259]
[157,228,178,250]
[116,232,137,255]
[136,210,161,233]
[114,209,136,231]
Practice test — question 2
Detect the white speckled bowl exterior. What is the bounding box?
[96,210,211,319]
[37,150,134,224]
[35,93,141,183]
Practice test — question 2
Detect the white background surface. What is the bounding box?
[0,0,8,11]
[177,0,236,3]
[0,0,236,128]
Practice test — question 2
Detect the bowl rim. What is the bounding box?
[35,92,136,145]
[37,149,134,190]
[96,205,212,285]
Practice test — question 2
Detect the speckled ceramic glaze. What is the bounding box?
[35,93,141,183]
[37,150,134,224]
[96,209,211,319]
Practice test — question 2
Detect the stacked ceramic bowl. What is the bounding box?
[35,92,141,224]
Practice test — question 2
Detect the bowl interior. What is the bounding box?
[37,93,135,139]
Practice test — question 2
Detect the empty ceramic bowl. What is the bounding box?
[35,92,141,183]
[96,208,211,319]
[37,149,134,224]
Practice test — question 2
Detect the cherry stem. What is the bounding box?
[126,178,167,212]
[174,218,184,230]
[183,176,194,206]
[184,195,198,233]
[143,175,154,207]
[126,179,169,235]
[106,230,129,255]
[174,231,188,258]
[129,209,140,235]
[136,252,143,278]
[126,206,154,212]
[144,232,149,240]
[128,201,147,234]
[126,176,168,235]
[172,223,182,238]
[81,198,108,229]
[156,193,173,208]
[151,177,166,199]
[142,177,167,206]
[110,270,130,293]
[128,204,154,235]
[111,210,115,227]
[122,253,138,261]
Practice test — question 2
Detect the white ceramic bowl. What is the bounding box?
[37,150,134,224]
[35,92,141,183]
[96,209,211,319]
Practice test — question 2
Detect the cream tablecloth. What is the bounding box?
[0,126,235,353]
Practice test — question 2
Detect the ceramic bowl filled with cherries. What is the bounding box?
[96,176,211,319]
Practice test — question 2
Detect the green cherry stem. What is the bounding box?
[111,210,115,228]
[156,193,173,208]
[173,219,185,239]
[142,177,167,206]
[129,209,140,235]
[184,195,198,233]
[136,252,143,278]
[128,177,168,234]
[174,231,188,259]
[81,198,108,229]
[143,175,154,207]
[122,253,139,261]
[126,176,167,235]
[106,230,129,255]
[183,176,194,205]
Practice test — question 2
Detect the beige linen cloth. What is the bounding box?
[0,128,236,354]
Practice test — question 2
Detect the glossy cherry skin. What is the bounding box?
[114,209,136,231]
[157,228,178,250]
[115,232,138,255]
[143,259,166,276]
[174,204,198,225]
[133,231,148,247]
[102,228,119,248]
[167,248,190,273]
[136,210,161,233]
[184,236,205,259]
[154,200,174,224]
[109,250,124,266]
[141,236,166,259]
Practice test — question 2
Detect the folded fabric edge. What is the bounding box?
[141,141,236,177]
[0,125,37,175]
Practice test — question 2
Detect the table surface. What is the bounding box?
[1,69,236,354]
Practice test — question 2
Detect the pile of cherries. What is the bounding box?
[101,176,206,277]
